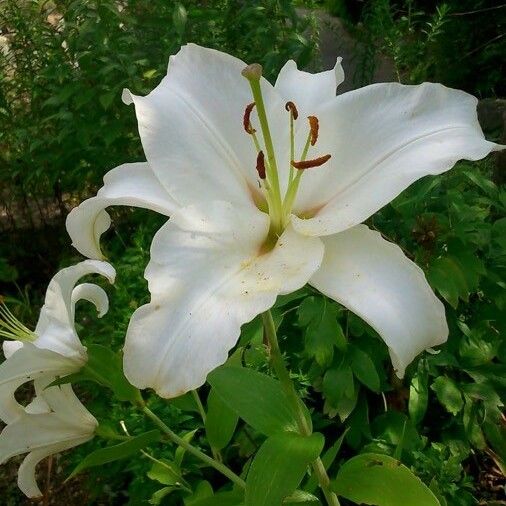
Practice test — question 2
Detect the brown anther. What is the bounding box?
[285,101,298,120]
[308,116,319,146]
[256,150,266,179]
[243,102,256,134]
[291,154,331,170]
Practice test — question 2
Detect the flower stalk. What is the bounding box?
[262,311,340,506]
[141,405,246,489]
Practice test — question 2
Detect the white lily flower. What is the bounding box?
[66,44,503,398]
[0,259,115,423]
[0,260,114,497]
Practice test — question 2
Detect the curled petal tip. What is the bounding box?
[121,88,133,105]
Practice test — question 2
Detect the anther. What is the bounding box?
[285,101,298,120]
[291,154,331,170]
[256,151,266,179]
[241,63,263,81]
[243,102,256,134]
[308,116,319,146]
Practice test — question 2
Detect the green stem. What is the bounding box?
[191,390,207,423]
[142,406,245,489]
[261,311,341,506]
[192,389,223,462]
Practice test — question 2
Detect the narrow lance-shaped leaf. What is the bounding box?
[245,432,324,506]
[68,430,161,479]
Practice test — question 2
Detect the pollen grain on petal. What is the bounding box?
[243,102,257,134]
[308,115,319,146]
[285,101,299,120]
[291,154,331,170]
[256,150,266,179]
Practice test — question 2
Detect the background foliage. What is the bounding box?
[0,0,504,505]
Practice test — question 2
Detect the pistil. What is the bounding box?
[242,64,284,235]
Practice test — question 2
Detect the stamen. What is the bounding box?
[285,101,298,120]
[256,151,266,180]
[243,102,256,134]
[308,116,319,146]
[0,300,37,342]
[291,154,331,170]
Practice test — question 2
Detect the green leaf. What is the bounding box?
[149,486,177,505]
[68,430,161,479]
[205,388,239,450]
[245,432,324,506]
[306,430,348,493]
[185,481,214,505]
[208,366,298,435]
[190,491,244,506]
[55,344,141,403]
[299,297,346,366]
[431,376,463,415]
[409,361,429,425]
[349,347,380,392]
[323,363,357,421]
[147,460,182,486]
[175,430,198,468]
[332,453,440,505]
[284,490,320,504]
[427,257,469,308]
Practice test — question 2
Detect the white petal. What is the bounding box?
[17,437,92,498]
[291,82,503,236]
[0,345,78,423]
[39,384,98,425]
[0,408,96,465]
[310,225,448,377]
[66,162,177,259]
[275,58,344,113]
[2,340,22,359]
[34,260,115,357]
[123,43,287,208]
[71,283,109,318]
[123,201,323,397]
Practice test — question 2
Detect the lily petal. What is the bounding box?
[71,283,109,318]
[18,438,92,498]
[123,43,287,208]
[123,201,323,398]
[310,225,448,377]
[0,345,79,423]
[66,162,177,259]
[292,82,503,236]
[0,404,96,465]
[34,260,115,358]
[275,58,344,113]
[0,385,96,498]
